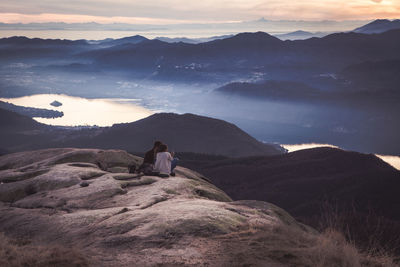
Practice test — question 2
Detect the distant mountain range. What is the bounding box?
[0,19,368,34]
[155,35,234,44]
[353,19,400,34]
[2,26,399,75]
[1,28,399,109]
[274,30,329,40]
[93,35,148,47]
[0,108,283,157]
[1,21,399,155]
[68,29,400,82]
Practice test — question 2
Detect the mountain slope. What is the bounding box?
[180,147,400,252]
[181,147,400,219]
[66,113,284,157]
[96,35,148,47]
[0,111,283,157]
[0,36,90,61]
[274,30,328,40]
[216,80,319,101]
[340,59,400,95]
[0,107,44,132]
[0,107,56,153]
[353,19,400,34]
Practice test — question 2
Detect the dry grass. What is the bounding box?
[268,226,398,267]
[0,233,89,267]
[218,221,398,267]
[303,229,361,267]
[308,201,400,259]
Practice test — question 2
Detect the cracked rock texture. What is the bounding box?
[0,148,316,266]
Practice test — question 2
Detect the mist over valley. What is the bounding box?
[1,22,399,155]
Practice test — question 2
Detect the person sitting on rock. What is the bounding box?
[137,141,162,174]
[154,144,178,177]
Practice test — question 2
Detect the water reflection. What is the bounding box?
[376,155,400,171]
[282,143,339,152]
[0,94,153,127]
[282,143,400,170]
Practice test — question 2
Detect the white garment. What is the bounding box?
[154,152,173,174]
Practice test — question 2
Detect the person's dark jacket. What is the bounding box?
[143,149,156,164]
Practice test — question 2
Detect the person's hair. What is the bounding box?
[158,144,168,152]
[153,141,162,148]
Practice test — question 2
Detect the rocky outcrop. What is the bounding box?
[0,148,387,266]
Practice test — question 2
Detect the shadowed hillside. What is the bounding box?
[0,107,57,152]
[0,107,46,132]
[180,147,400,253]
[65,113,284,157]
[181,147,400,216]
[0,109,283,157]
[216,80,319,101]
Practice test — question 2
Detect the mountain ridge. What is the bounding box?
[353,19,400,34]
[0,108,284,157]
[66,112,284,157]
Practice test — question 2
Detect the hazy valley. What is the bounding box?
[1,19,400,155]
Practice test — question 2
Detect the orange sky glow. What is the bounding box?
[0,0,398,24]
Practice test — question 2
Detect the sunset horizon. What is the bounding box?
[1,0,399,24]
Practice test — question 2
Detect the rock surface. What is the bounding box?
[0,148,378,266]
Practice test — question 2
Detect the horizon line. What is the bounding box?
[0,18,383,26]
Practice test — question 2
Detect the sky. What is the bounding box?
[0,0,399,24]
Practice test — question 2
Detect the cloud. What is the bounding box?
[0,13,222,24]
[0,0,399,23]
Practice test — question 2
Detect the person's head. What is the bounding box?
[158,144,168,152]
[153,141,162,149]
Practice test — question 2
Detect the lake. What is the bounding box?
[0,94,153,127]
[1,94,398,170]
